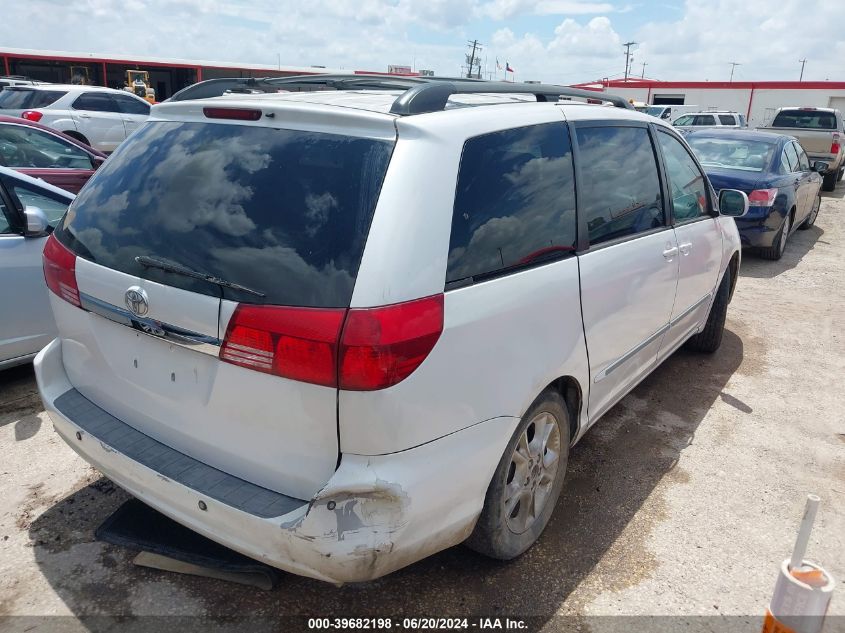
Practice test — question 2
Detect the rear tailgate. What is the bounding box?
[767,109,839,156]
[48,110,395,499]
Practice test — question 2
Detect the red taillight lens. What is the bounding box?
[21,110,43,122]
[339,294,443,391]
[831,134,840,154]
[220,294,444,390]
[747,188,778,207]
[42,234,80,307]
[203,107,262,121]
[220,305,345,387]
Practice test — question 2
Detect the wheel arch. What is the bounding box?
[727,250,740,301]
[543,375,582,445]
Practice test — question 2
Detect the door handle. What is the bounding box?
[78,113,91,118]
[662,246,678,260]
[679,242,692,255]
[123,119,133,123]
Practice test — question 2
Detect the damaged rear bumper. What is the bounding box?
[34,338,518,583]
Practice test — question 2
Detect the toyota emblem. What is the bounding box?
[124,286,149,317]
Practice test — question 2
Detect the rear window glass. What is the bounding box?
[772,110,836,129]
[0,88,66,109]
[55,121,394,307]
[718,115,736,126]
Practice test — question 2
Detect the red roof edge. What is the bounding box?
[571,79,845,90]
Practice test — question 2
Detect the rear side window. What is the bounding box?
[794,143,810,171]
[72,92,119,113]
[782,142,799,172]
[694,115,716,126]
[112,94,150,116]
[447,122,576,284]
[575,126,664,246]
[772,110,837,129]
[55,121,393,307]
[718,115,736,126]
[0,88,67,109]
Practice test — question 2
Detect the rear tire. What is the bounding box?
[685,269,731,354]
[799,192,821,230]
[466,390,570,560]
[822,170,837,191]
[758,212,790,260]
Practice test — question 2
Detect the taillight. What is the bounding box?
[43,234,80,307]
[21,110,43,122]
[747,188,778,207]
[203,107,262,121]
[220,294,444,390]
[220,305,345,387]
[831,134,840,154]
[339,294,443,391]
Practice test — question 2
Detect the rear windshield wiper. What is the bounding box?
[135,255,265,298]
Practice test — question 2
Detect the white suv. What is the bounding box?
[0,84,150,152]
[34,80,748,584]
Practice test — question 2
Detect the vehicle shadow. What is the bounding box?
[739,224,824,279]
[28,328,747,629]
[0,363,40,429]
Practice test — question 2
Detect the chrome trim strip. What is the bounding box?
[669,292,712,327]
[594,323,670,383]
[79,292,221,357]
[593,292,713,384]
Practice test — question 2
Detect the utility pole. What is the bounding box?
[623,41,636,80]
[799,58,807,81]
[465,40,482,79]
[641,61,647,78]
[729,61,741,82]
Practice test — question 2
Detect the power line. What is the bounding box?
[623,41,637,80]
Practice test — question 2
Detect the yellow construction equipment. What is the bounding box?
[125,70,156,104]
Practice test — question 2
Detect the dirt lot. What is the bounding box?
[1,188,844,632]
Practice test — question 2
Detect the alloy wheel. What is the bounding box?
[503,411,562,534]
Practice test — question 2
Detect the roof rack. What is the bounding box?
[389,81,632,115]
[167,74,445,102]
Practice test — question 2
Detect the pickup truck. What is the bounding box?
[761,107,844,191]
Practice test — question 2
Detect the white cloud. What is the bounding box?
[1,0,842,84]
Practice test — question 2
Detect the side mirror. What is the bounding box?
[812,160,829,173]
[23,206,51,237]
[719,189,749,218]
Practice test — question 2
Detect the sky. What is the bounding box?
[3,0,844,84]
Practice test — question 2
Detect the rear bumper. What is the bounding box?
[35,338,517,584]
[807,154,843,173]
[735,210,784,248]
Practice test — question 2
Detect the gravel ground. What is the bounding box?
[1,187,843,632]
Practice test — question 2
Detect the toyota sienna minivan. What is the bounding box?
[35,79,748,583]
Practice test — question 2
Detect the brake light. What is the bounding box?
[220,294,444,390]
[831,134,840,154]
[21,110,42,122]
[43,234,80,307]
[747,188,778,207]
[220,305,345,387]
[203,107,262,121]
[339,294,443,391]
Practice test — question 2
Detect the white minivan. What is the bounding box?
[34,80,748,584]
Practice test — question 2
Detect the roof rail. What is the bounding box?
[389,81,633,115]
[166,74,448,102]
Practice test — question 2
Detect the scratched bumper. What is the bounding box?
[34,338,517,583]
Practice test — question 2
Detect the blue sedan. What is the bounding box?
[685,129,824,260]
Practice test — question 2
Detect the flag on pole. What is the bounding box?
[496,58,502,70]
[506,62,514,73]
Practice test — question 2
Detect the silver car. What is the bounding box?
[0,166,73,368]
[34,81,748,583]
